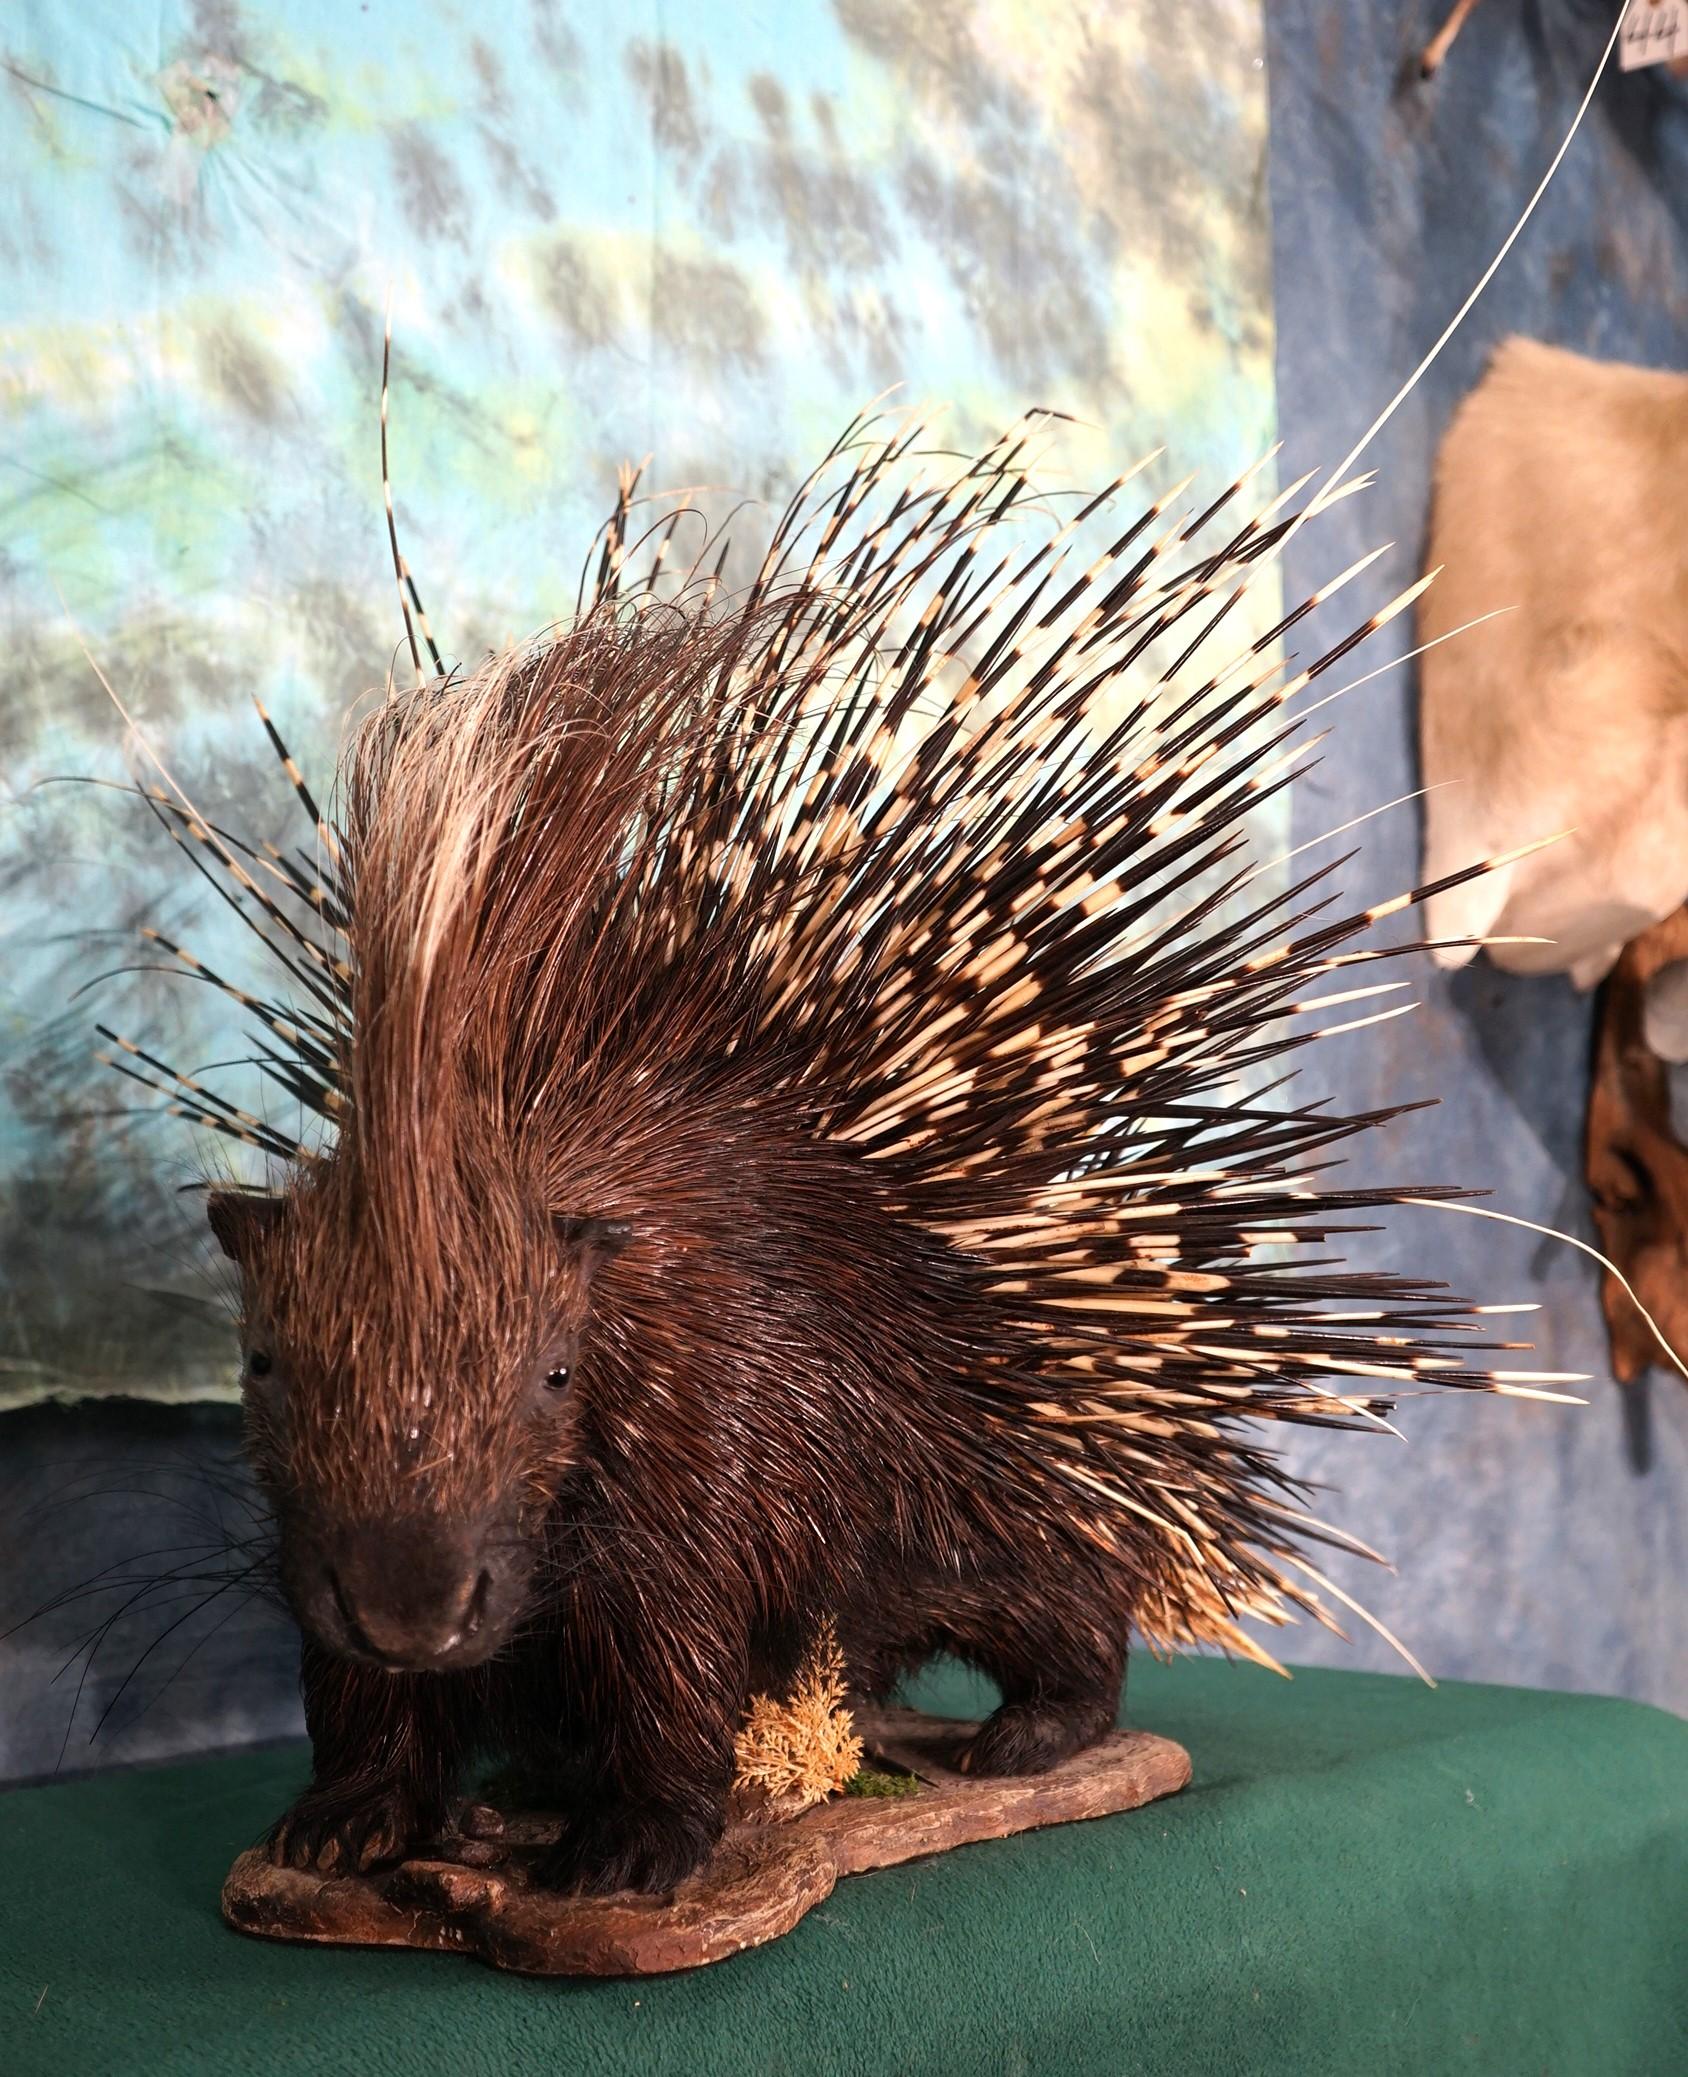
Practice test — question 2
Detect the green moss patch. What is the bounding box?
[843,1766,922,1799]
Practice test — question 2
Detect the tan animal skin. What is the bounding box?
[1419,335,1688,997]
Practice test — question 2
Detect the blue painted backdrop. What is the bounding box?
[1,0,1287,1777]
[2,0,1684,1786]
[0,0,1274,1409]
[1262,0,1688,1713]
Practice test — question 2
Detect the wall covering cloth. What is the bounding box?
[0,0,1274,1401]
[1261,1,1688,1717]
[2,0,1684,1785]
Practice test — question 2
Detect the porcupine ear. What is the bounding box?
[552,1215,632,1286]
[207,1190,286,1264]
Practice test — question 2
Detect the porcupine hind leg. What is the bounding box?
[947,1583,1126,1777]
[266,1638,478,1874]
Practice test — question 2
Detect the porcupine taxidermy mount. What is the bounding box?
[71,0,1642,1976]
[95,393,1566,1935]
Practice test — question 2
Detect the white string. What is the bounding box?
[1290,1,1629,544]
[1403,1197,1688,1386]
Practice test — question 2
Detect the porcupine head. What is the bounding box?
[205,647,665,1679]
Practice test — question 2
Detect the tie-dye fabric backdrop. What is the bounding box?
[0,0,1275,1407]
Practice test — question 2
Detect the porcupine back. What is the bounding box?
[106,412,1552,1671]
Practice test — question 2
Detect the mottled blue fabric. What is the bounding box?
[0,0,1273,1407]
[1262,0,1688,1713]
[2,1,1684,1796]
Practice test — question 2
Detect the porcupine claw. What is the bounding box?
[531,1794,726,1899]
[266,1781,442,1876]
[957,1697,1114,1778]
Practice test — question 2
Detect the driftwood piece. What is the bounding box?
[1585,903,1688,1387]
[221,1707,1191,1977]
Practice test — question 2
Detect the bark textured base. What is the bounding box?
[221,1708,1191,1976]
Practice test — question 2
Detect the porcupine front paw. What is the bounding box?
[956,1695,1114,1776]
[532,1794,724,1898]
[266,1781,441,1875]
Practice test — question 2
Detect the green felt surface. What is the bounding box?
[3,1659,1685,2077]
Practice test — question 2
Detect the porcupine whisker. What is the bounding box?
[8,1563,213,1647]
[44,1563,266,1672]
[57,1581,275,1761]
[18,1467,272,1543]
[10,1559,272,1645]
[7,1514,271,1593]
[87,1560,277,1743]
[99,1589,276,1743]
[42,1553,276,1767]
[17,1477,260,1543]
[29,1521,278,1619]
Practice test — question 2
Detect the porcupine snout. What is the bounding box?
[290,1513,522,1672]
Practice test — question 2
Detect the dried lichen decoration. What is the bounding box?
[733,1622,864,1815]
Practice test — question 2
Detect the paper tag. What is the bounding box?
[1622,0,1688,71]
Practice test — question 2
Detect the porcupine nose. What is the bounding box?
[324,1525,494,1670]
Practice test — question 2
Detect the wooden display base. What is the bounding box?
[222,1707,1191,1977]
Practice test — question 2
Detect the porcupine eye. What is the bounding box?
[245,1349,273,1379]
[533,1340,578,1402]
